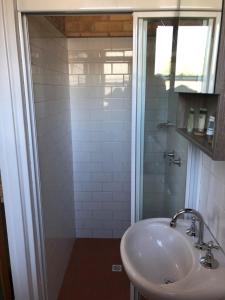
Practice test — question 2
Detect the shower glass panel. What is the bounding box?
[142,18,185,220]
[135,13,220,221]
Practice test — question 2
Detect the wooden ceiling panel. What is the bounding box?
[46,15,133,38]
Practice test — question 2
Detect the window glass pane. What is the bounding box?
[155,26,173,77]
[175,24,211,92]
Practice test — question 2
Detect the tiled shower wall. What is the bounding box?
[28,17,75,300]
[198,153,225,251]
[68,38,132,238]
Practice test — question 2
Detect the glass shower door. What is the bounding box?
[134,12,220,221]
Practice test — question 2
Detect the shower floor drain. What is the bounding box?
[163,279,175,285]
[112,264,122,272]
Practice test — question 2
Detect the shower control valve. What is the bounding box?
[164,151,175,159]
[170,158,182,167]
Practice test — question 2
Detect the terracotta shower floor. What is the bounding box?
[58,238,130,300]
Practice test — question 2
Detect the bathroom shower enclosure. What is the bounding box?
[24,14,133,299]
[7,4,219,298]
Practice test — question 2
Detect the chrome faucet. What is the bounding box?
[170,208,205,249]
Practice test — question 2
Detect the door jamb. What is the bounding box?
[0,0,48,299]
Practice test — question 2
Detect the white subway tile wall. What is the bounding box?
[28,16,75,300]
[68,37,132,238]
[198,153,225,251]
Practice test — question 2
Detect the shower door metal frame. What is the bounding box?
[0,1,48,299]
[131,10,221,224]
[19,14,49,300]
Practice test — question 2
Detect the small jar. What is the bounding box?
[187,107,194,133]
[206,115,216,144]
[197,108,207,133]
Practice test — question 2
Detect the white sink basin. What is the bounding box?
[120,218,225,300]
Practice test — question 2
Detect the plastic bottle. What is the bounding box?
[187,107,194,133]
[206,115,215,144]
[197,108,207,134]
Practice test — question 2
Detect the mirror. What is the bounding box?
[175,14,221,93]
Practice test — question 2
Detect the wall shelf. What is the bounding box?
[175,3,225,162]
[177,128,213,157]
[176,92,225,161]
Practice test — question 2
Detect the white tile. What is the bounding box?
[74,192,92,202]
[92,210,113,220]
[76,229,92,238]
[76,141,102,152]
[74,172,91,182]
[69,63,86,75]
[104,63,112,74]
[90,172,113,182]
[102,182,123,192]
[68,38,88,50]
[74,152,90,162]
[113,172,130,182]
[76,201,102,210]
[76,210,92,220]
[74,162,102,173]
[112,63,129,74]
[113,210,131,220]
[113,192,130,202]
[198,162,225,252]
[69,37,132,238]
[122,182,131,192]
[75,182,102,192]
[92,192,113,202]
[111,38,133,50]
[90,152,112,162]
[210,161,225,183]
[102,201,130,211]
[77,218,102,229]
[87,38,111,50]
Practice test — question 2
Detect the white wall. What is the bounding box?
[28,16,75,300]
[68,37,132,238]
[198,153,225,251]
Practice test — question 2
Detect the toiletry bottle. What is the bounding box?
[187,107,194,133]
[197,108,207,134]
[206,115,215,144]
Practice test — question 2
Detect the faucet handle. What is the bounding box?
[206,241,219,250]
[195,240,219,251]
[200,241,219,269]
